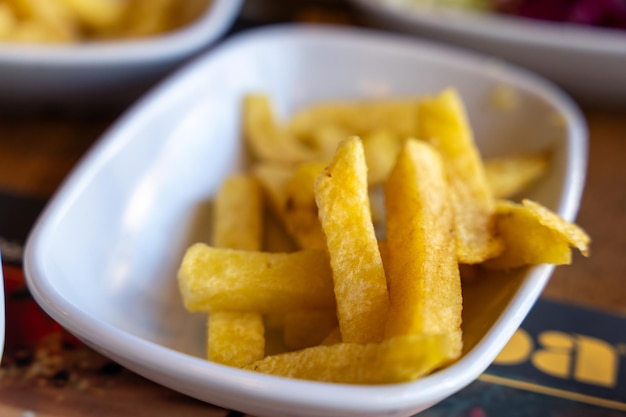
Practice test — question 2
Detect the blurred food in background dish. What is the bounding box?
[497,0,626,30]
[390,0,626,30]
[0,0,242,106]
[0,0,212,44]
[356,0,626,106]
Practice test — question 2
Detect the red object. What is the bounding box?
[3,264,79,353]
[496,0,626,29]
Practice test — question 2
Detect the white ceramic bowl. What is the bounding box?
[0,0,243,104]
[24,25,587,417]
[350,0,626,107]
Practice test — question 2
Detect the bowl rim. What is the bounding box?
[350,0,626,56]
[23,24,588,413]
[0,0,244,66]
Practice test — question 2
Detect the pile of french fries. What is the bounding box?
[177,88,590,384]
[0,0,210,43]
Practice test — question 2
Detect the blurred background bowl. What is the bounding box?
[350,0,626,108]
[0,0,243,107]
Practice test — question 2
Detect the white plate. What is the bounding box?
[350,0,626,106]
[0,0,243,104]
[24,25,587,417]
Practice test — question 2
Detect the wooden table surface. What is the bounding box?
[0,3,625,416]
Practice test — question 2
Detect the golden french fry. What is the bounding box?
[212,174,263,251]
[283,311,338,350]
[178,244,336,313]
[0,5,15,38]
[288,98,420,139]
[253,161,326,249]
[484,199,590,269]
[315,137,389,343]
[7,0,77,41]
[1,0,210,42]
[283,162,327,249]
[485,153,550,199]
[210,188,265,365]
[3,19,62,42]
[254,161,383,249]
[384,140,463,355]
[110,0,177,38]
[362,130,402,186]
[57,0,125,30]
[245,334,455,384]
[522,199,589,255]
[208,173,265,367]
[208,312,265,367]
[289,123,348,162]
[418,89,502,264]
[243,94,313,163]
[168,0,210,28]
[252,162,293,216]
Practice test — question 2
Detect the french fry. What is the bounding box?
[315,137,389,343]
[253,161,326,249]
[243,94,313,163]
[245,334,455,384]
[283,162,327,249]
[289,98,420,140]
[207,174,265,367]
[418,89,502,264]
[254,161,385,248]
[178,244,336,314]
[0,0,211,43]
[485,153,550,199]
[0,5,15,38]
[384,140,463,355]
[484,199,590,269]
[212,174,263,251]
[252,162,293,216]
[3,19,62,42]
[362,130,402,186]
[208,312,265,367]
[7,0,77,41]
[170,0,211,28]
[297,124,349,161]
[57,0,125,30]
[523,199,589,255]
[111,0,183,38]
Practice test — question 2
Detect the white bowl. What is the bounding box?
[350,0,626,107]
[0,0,243,104]
[24,25,587,417]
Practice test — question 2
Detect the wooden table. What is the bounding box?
[543,109,626,315]
[0,4,625,416]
